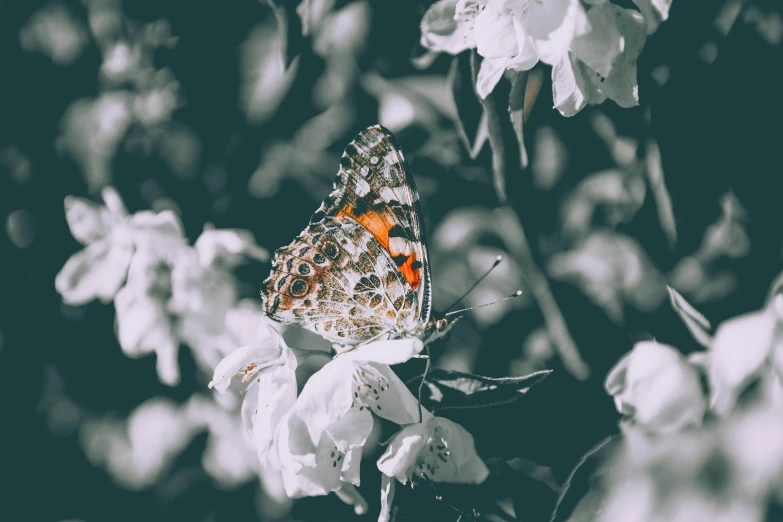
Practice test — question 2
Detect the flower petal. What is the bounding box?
[334,483,368,515]
[506,19,539,71]
[55,241,134,305]
[579,5,646,108]
[378,474,396,522]
[64,196,108,245]
[276,415,352,497]
[340,447,363,486]
[476,56,507,99]
[594,60,640,108]
[631,0,672,34]
[552,53,599,117]
[114,285,175,358]
[223,301,270,348]
[100,186,128,218]
[569,2,624,77]
[428,418,488,483]
[339,338,424,365]
[208,325,291,393]
[325,403,375,454]
[194,227,269,268]
[710,310,777,415]
[377,422,429,484]
[155,336,181,386]
[606,341,707,432]
[609,6,647,64]
[378,417,488,485]
[522,0,581,65]
[289,357,358,450]
[130,209,185,241]
[420,0,476,55]
[474,1,518,60]
[371,364,428,425]
[243,364,298,467]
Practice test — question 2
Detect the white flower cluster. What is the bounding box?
[55,187,268,385]
[210,327,489,520]
[420,0,672,115]
[605,288,783,435]
[599,283,783,520]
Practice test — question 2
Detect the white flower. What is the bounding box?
[193,226,268,269]
[377,416,488,484]
[114,249,181,385]
[706,304,783,416]
[419,0,476,55]
[79,398,192,490]
[55,186,184,305]
[209,321,298,468]
[376,416,488,522]
[272,339,425,500]
[187,300,271,375]
[632,0,673,35]
[420,0,585,98]
[170,248,238,342]
[552,3,647,116]
[605,341,707,433]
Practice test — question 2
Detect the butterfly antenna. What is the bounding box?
[444,290,523,318]
[444,255,504,313]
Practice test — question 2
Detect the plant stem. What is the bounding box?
[417,344,432,423]
[474,55,590,380]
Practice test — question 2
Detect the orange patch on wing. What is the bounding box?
[337,205,420,290]
[397,256,420,290]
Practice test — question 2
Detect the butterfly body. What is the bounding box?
[262,125,455,347]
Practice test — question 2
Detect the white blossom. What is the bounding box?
[420,0,586,98]
[376,416,488,522]
[55,187,185,305]
[377,416,487,485]
[270,339,424,505]
[605,341,707,433]
[553,3,647,116]
[706,303,783,416]
[209,320,298,468]
[114,249,181,385]
[193,226,268,269]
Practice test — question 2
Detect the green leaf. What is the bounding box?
[449,52,487,159]
[266,0,305,69]
[550,436,620,522]
[425,369,552,410]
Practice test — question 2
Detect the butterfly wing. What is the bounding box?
[262,217,420,344]
[261,125,432,344]
[311,125,432,324]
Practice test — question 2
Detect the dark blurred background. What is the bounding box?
[2,0,783,521]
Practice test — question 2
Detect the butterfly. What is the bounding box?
[261,125,456,347]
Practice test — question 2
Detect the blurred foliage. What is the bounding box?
[2,0,783,521]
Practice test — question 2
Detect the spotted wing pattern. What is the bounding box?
[309,125,432,324]
[261,125,432,344]
[262,217,420,344]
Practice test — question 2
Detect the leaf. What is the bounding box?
[505,459,560,522]
[667,286,713,348]
[645,139,677,248]
[509,70,529,169]
[267,0,305,69]
[425,369,552,410]
[449,52,487,159]
[550,436,620,522]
